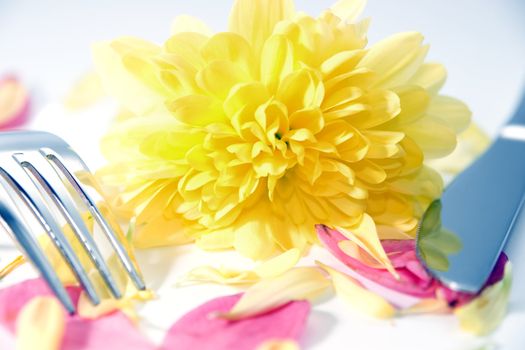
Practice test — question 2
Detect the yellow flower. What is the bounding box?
[94,0,470,266]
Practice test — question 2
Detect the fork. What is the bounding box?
[0,131,146,313]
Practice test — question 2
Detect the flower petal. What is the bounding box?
[92,39,169,117]
[228,0,295,54]
[260,35,294,92]
[171,15,213,36]
[218,267,329,320]
[197,60,251,100]
[0,76,31,128]
[357,32,428,89]
[454,262,512,335]
[317,261,396,319]
[167,94,227,126]
[15,297,66,350]
[253,248,302,279]
[330,0,367,23]
[62,312,156,350]
[161,294,310,350]
[408,63,447,95]
[427,95,471,133]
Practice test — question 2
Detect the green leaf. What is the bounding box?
[417,199,462,271]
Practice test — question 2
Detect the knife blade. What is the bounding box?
[416,89,525,293]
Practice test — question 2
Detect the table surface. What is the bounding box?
[1,1,525,349]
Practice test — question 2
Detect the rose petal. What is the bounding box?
[61,312,156,350]
[0,278,155,350]
[161,294,310,350]
[317,225,508,308]
[316,225,437,297]
[0,76,31,128]
[0,278,80,333]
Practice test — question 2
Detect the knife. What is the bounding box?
[416,89,525,293]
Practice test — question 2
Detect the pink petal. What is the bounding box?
[316,225,507,307]
[316,225,436,298]
[62,313,156,350]
[0,278,80,333]
[0,278,154,350]
[161,294,310,350]
[0,75,31,128]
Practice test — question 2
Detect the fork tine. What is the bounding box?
[13,154,122,299]
[0,165,101,305]
[0,200,75,313]
[45,152,146,291]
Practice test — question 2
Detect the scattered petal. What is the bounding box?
[256,339,300,350]
[0,278,155,349]
[0,75,31,128]
[253,248,302,279]
[15,297,66,350]
[161,294,310,350]
[455,262,512,335]
[317,261,396,319]
[218,267,329,320]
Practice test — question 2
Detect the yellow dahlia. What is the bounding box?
[94,0,470,268]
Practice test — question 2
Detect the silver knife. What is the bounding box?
[417,89,525,293]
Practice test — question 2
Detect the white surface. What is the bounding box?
[1,1,525,349]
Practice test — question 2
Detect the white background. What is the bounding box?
[1,1,525,349]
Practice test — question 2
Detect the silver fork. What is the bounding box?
[0,131,146,313]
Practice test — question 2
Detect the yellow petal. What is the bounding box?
[218,267,330,320]
[167,94,227,126]
[260,34,294,92]
[257,340,300,350]
[233,216,281,260]
[253,248,302,278]
[336,214,396,277]
[92,40,168,117]
[403,117,457,158]
[202,32,256,78]
[317,261,396,319]
[16,297,65,350]
[195,228,236,250]
[77,291,120,319]
[180,266,260,286]
[228,0,295,54]
[427,95,471,133]
[133,213,194,248]
[400,298,450,315]
[171,15,213,36]
[196,60,251,100]
[427,123,490,178]
[277,68,324,113]
[164,32,208,69]
[358,32,428,89]
[455,262,512,336]
[330,0,367,23]
[409,63,447,95]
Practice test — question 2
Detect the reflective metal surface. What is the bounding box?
[0,131,146,312]
[417,92,525,293]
